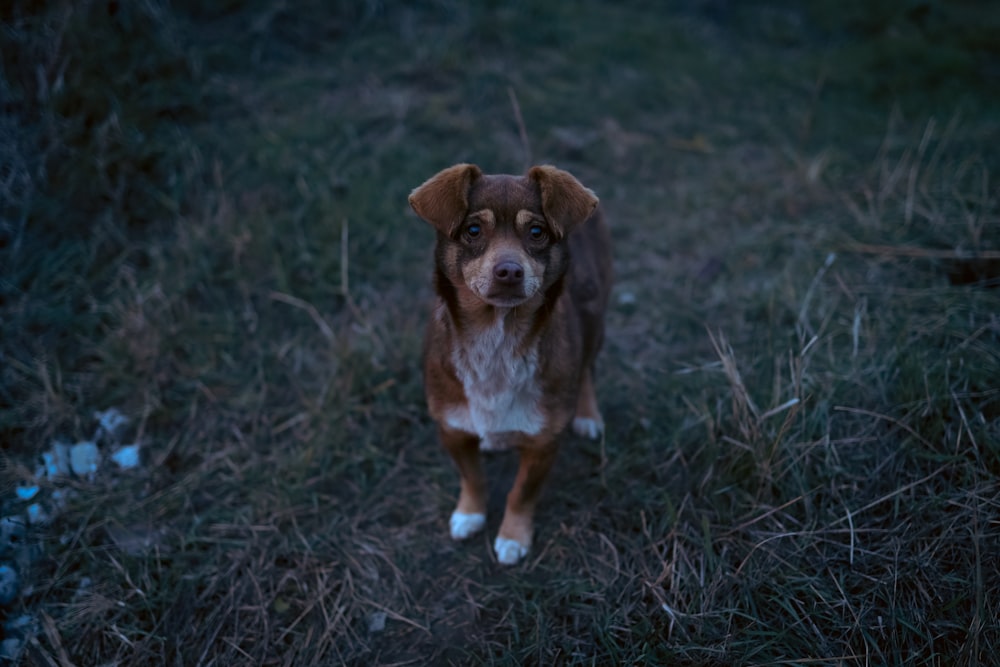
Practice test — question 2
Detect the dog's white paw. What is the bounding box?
[572,416,604,440]
[449,512,486,540]
[494,536,529,565]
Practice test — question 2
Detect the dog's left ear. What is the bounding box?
[409,163,483,236]
[528,165,599,238]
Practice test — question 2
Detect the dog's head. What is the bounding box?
[409,164,598,308]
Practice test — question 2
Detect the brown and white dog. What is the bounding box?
[408,163,612,565]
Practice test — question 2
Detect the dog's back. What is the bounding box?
[568,205,612,375]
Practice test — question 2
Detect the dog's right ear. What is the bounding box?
[409,163,482,235]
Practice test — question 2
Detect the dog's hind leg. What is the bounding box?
[571,366,604,439]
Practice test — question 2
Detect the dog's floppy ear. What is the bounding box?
[528,165,598,238]
[409,163,483,235]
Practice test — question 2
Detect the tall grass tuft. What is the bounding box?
[1,0,202,445]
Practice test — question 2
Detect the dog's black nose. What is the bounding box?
[493,261,524,284]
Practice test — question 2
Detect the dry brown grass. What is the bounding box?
[2,1,999,665]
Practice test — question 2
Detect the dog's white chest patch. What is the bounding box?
[444,315,544,446]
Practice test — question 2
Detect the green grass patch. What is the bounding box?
[2,1,999,664]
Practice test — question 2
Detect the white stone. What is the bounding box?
[69,441,100,477]
[367,611,387,633]
[110,444,141,469]
[41,442,70,478]
[94,408,130,440]
[25,504,48,525]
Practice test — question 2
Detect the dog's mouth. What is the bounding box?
[477,278,544,308]
[464,256,542,307]
[483,290,532,308]
[483,274,541,307]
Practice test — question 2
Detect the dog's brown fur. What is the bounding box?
[409,163,611,565]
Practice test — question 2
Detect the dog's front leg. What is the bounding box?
[495,438,558,565]
[440,426,488,541]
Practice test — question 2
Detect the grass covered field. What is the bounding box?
[2,1,999,664]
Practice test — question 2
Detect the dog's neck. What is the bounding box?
[454,301,538,354]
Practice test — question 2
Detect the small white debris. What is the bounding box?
[25,504,48,525]
[69,441,100,477]
[759,397,801,421]
[106,523,166,555]
[94,408,130,440]
[72,576,93,601]
[15,486,39,501]
[617,291,637,306]
[41,442,71,478]
[367,611,387,633]
[110,444,141,469]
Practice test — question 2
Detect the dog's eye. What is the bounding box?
[528,225,547,242]
[464,223,482,239]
